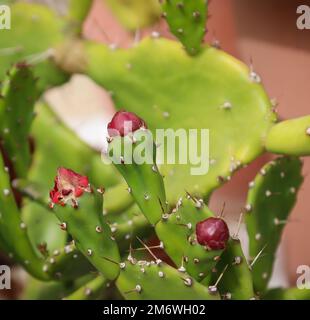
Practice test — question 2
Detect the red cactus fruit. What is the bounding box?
[196,217,229,250]
[107,110,146,137]
[49,167,91,208]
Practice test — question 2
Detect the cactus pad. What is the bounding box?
[245,157,303,293]
[161,0,208,55]
[265,116,310,156]
[210,238,254,300]
[155,196,223,280]
[116,260,219,300]
[85,37,276,203]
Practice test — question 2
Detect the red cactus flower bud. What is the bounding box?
[196,217,229,250]
[107,110,146,137]
[49,167,91,208]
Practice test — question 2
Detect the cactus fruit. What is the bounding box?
[155,197,224,280]
[49,167,92,208]
[196,217,229,250]
[50,171,120,280]
[161,0,208,55]
[245,157,303,293]
[107,110,147,137]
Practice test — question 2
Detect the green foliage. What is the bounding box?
[155,197,223,280]
[0,0,309,301]
[0,2,68,91]
[265,116,310,156]
[107,129,167,225]
[245,157,303,293]
[210,239,254,300]
[116,260,219,300]
[0,153,48,280]
[85,37,276,203]
[52,192,120,280]
[0,64,38,178]
[161,0,208,55]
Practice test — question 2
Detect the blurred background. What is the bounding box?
[1,0,310,298]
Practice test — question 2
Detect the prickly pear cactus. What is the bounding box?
[83,37,276,203]
[245,157,303,293]
[0,0,309,301]
[161,0,208,55]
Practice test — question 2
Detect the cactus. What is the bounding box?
[245,157,303,294]
[0,0,310,301]
[209,238,254,300]
[161,0,208,55]
[116,259,219,300]
[0,2,69,91]
[0,63,38,178]
[265,116,310,156]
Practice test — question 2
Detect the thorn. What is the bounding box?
[250,244,268,268]
[102,256,119,265]
[208,264,229,294]
[158,197,166,214]
[218,202,226,218]
[233,212,244,239]
[124,284,142,295]
[136,236,158,261]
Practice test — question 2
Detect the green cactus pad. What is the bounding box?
[265,116,310,156]
[64,275,107,300]
[245,157,303,293]
[210,238,254,300]
[105,0,161,30]
[116,260,219,300]
[0,154,49,280]
[84,37,276,203]
[161,0,208,55]
[106,204,151,252]
[155,197,223,280]
[0,2,68,91]
[44,243,95,281]
[103,182,134,215]
[0,64,38,178]
[107,129,167,225]
[52,192,120,280]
